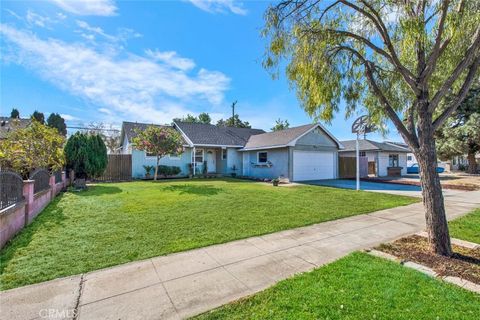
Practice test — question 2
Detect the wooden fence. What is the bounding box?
[95,154,132,182]
[339,156,368,178]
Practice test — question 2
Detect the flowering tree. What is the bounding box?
[132,126,184,180]
[0,120,65,178]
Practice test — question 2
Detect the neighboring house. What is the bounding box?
[339,139,410,177]
[0,117,31,139]
[120,121,344,181]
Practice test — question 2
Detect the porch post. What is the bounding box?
[192,146,196,176]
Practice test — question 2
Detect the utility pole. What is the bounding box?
[231,101,237,126]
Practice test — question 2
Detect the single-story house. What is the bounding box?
[120,121,344,181]
[339,139,410,177]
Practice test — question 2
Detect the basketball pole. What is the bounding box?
[356,132,360,191]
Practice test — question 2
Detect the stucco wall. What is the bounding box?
[378,152,407,176]
[227,148,243,175]
[242,148,289,179]
[296,127,337,147]
[131,148,192,178]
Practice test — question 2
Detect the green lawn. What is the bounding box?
[195,252,480,320]
[0,179,416,290]
[449,208,480,244]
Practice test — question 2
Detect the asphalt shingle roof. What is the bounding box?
[175,122,265,146]
[121,121,173,143]
[0,117,31,139]
[340,139,410,152]
[243,124,318,149]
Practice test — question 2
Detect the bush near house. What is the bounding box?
[157,165,181,177]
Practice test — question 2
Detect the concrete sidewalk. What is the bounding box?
[2,191,479,320]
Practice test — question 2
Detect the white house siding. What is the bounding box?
[242,148,290,180]
[377,152,407,176]
[131,148,193,178]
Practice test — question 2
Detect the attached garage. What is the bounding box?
[241,123,343,182]
[293,150,335,181]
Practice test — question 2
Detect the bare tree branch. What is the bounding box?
[420,0,451,83]
[334,44,416,146]
[432,56,480,130]
[429,27,480,112]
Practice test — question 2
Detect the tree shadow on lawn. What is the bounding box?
[0,194,68,283]
[73,185,122,196]
[162,184,223,196]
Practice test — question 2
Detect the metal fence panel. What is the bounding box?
[0,171,24,210]
[30,169,50,194]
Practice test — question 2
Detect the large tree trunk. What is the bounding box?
[467,151,477,174]
[416,133,452,256]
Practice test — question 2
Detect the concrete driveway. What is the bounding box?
[302,179,462,198]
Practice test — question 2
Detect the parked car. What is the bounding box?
[407,163,445,174]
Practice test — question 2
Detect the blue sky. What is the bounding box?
[0,0,400,141]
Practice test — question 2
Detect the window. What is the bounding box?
[222,149,227,160]
[258,152,268,163]
[359,151,366,157]
[407,155,412,161]
[193,149,204,163]
[389,154,399,167]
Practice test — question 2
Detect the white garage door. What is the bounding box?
[293,150,335,181]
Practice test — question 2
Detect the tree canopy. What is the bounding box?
[437,82,480,173]
[31,110,45,124]
[271,118,290,131]
[0,120,65,177]
[173,112,212,124]
[47,113,67,136]
[10,108,19,119]
[132,126,184,180]
[263,0,480,256]
[216,114,252,128]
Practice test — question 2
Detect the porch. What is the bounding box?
[191,147,229,176]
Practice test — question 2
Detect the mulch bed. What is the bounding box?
[377,235,480,284]
[359,177,479,191]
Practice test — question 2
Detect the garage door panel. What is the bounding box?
[293,151,335,181]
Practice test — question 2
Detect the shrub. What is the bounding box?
[65,132,108,179]
[158,165,181,177]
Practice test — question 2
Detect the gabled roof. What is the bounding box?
[339,139,410,153]
[0,117,32,139]
[174,122,265,147]
[242,123,343,151]
[120,121,172,145]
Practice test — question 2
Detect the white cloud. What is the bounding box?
[26,10,57,29]
[188,0,247,15]
[0,24,230,123]
[60,113,77,121]
[145,49,195,71]
[50,0,117,16]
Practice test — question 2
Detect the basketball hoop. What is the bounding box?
[351,115,377,191]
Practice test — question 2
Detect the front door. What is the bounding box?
[206,150,216,173]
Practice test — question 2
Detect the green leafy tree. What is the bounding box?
[264,0,480,256]
[10,108,19,119]
[132,126,184,180]
[64,132,108,179]
[198,112,212,124]
[271,118,290,131]
[437,83,480,173]
[31,110,45,124]
[216,114,251,128]
[0,120,65,177]
[47,113,67,136]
